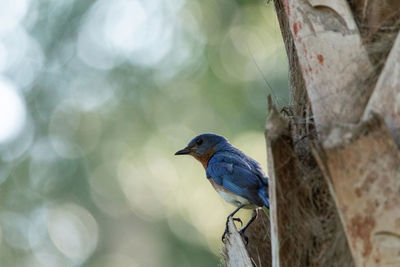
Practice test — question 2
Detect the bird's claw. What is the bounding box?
[232,217,243,226]
[222,216,237,242]
[222,228,249,245]
[222,229,229,242]
[222,217,230,242]
[222,216,244,243]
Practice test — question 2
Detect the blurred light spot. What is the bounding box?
[0,78,26,143]
[151,4,205,82]
[48,203,98,263]
[48,137,84,160]
[49,102,102,158]
[31,242,74,267]
[2,27,44,90]
[218,34,249,82]
[0,208,52,252]
[78,0,193,74]
[117,160,164,221]
[0,117,34,162]
[11,37,43,88]
[167,215,204,247]
[89,161,131,217]
[0,211,30,249]
[143,135,179,193]
[0,0,29,36]
[2,27,29,70]
[77,1,120,70]
[100,140,130,163]
[69,76,116,111]
[104,0,147,54]
[190,0,223,44]
[230,26,274,59]
[29,138,77,194]
[28,207,49,249]
[0,42,7,72]
[230,25,282,82]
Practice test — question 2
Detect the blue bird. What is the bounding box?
[175,133,269,242]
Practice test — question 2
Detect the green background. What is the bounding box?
[0,0,288,266]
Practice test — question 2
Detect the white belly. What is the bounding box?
[216,189,254,208]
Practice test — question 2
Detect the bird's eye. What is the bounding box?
[196,138,203,146]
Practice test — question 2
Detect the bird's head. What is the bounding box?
[175,133,228,166]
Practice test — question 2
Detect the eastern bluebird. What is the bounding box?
[175,133,269,242]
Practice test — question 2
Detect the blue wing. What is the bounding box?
[206,151,269,208]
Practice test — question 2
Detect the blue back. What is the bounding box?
[206,145,270,208]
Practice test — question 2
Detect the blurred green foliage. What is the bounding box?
[0,0,288,266]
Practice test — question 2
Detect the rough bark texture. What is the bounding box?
[276,0,374,132]
[265,100,353,267]
[363,31,400,147]
[267,0,400,266]
[245,209,272,267]
[349,0,400,67]
[223,0,400,266]
[313,115,400,267]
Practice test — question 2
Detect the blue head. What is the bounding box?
[175,133,229,167]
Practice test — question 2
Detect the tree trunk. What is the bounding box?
[223,0,400,266]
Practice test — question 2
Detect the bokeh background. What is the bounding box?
[0,0,288,266]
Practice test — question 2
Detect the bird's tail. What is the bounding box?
[258,187,270,209]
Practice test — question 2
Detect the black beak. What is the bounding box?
[175,147,191,155]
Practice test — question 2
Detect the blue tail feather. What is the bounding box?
[258,187,270,209]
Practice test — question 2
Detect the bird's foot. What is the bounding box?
[222,216,229,242]
[222,228,229,243]
[232,217,243,226]
[222,217,243,242]
[222,205,245,243]
[222,216,231,242]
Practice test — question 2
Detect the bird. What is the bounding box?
[174,133,269,242]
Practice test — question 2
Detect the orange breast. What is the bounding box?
[193,149,215,169]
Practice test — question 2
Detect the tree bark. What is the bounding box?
[267,0,400,266]
[223,0,400,266]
